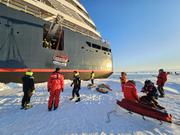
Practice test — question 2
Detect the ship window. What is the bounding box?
[102,47,111,53]
[86,41,91,47]
[102,46,109,52]
[104,52,106,54]
[92,43,101,49]
[81,46,84,49]
[96,50,98,52]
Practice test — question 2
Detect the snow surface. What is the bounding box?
[0,73,180,135]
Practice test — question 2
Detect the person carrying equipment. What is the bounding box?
[70,71,81,102]
[122,80,139,102]
[48,68,64,111]
[21,69,35,109]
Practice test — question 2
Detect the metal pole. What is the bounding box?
[25,5,27,13]
[7,0,10,6]
[39,11,41,18]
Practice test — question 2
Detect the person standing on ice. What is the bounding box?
[156,69,167,97]
[120,72,127,89]
[48,68,64,111]
[90,71,95,85]
[70,71,81,102]
[21,69,35,109]
[122,80,139,102]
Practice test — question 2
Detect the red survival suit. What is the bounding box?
[156,71,167,97]
[122,81,139,102]
[48,71,64,110]
[157,72,167,87]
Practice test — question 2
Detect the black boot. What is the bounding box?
[48,108,52,111]
[69,97,74,100]
[159,95,164,98]
[75,98,80,102]
[20,106,25,110]
[54,107,58,110]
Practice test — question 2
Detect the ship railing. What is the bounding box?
[62,19,101,40]
[102,39,110,45]
[47,0,100,39]
[65,0,89,18]
[48,0,84,24]
[47,0,97,32]
[0,0,51,19]
[0,0,101,40]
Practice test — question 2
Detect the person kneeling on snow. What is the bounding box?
[140,80,165,110]
[122,80,139,102]
[48,68,64,111]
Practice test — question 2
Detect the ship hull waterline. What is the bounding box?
[0,68,113,83]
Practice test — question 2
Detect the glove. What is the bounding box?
[141,88,145,92]
[32,89,35,94]
[28,91,33,97]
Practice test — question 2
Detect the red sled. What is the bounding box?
[96,87,108,94]
[117,99,172,123]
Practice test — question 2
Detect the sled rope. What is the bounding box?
[173,117,180,126]
[173,121,180,126]
[106,107,132,123]
[106,103,129,123]
[106,109,117,123]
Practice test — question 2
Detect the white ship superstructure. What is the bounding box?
[0,0,101,39]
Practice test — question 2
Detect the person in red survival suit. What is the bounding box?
[48,68,64,111]
[156,69,167,98]
[122,80,139,102]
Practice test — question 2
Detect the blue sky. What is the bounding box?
[81,0,180,72]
